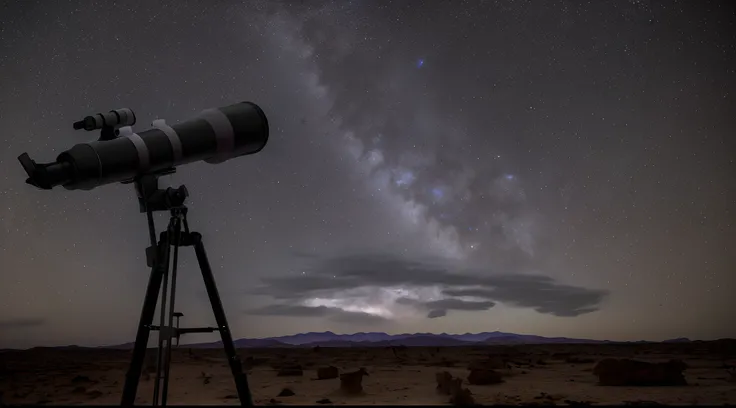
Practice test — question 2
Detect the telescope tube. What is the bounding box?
[18,101,268,191]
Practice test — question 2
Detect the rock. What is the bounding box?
[564,400,594,406]
[340,367,369,394]
[436,371,456,395]
[277,365,303,377]
[86,390,103,399]
[277,388,295,397]
[317,365,339,380]
[467,358,509,370]
[593,358,688,386]
[467,368,503,385]
[71,375,91,384]
[316,398,332,404]
[436,372,475,406]
[450,386,475,406]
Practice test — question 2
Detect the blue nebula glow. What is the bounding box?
[417,59,425,68]
[504,174,515,180]
[431,187,444,199]
[395,170,415,186]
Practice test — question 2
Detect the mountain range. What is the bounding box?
[104,331,693,349]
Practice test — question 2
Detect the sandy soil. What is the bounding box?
[1,341,734,405]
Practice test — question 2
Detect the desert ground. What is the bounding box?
[1,340,735,406]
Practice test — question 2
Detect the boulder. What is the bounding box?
[436,371,459,395]
[450,386,475,406]
[340,367,369,394]
[467,358,508,370]
[593,358,688,386]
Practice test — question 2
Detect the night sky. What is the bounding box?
[0,0,734,349]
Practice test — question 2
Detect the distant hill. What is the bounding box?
[663,337,692,343]
[2,332,707,350]
[100,331,680,349]
[260,331,611,346]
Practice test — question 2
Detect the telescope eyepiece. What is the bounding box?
[18,152,74,190]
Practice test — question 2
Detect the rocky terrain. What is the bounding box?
[1,339,734,405]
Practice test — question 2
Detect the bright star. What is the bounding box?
[417,59,425,68]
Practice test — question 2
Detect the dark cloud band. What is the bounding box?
[246,252,608,319]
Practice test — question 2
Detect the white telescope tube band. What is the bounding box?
[119,126,150,172]
[152,119,183,163]
[199,108,235,162]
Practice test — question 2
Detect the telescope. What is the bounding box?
[18,101,269,191]
[16,101,269,407]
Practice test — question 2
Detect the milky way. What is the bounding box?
[248,7,559,319]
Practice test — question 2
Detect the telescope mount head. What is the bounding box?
[126,169,189,214]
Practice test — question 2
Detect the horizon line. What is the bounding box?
[3,330,723,351]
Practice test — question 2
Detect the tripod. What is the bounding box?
[120,172,253,407]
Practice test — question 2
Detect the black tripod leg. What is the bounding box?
[121,231,172,406]
[191,232,254,407]
[160,216,183,407]
[153,227,174,406]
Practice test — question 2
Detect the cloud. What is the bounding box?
[394,297,495,319]
[246,252,609,319]
[441,282,605,317]
[423,299,496,311]
[427,309,447,319]
[247,304,389,324]
[0,318,46,329]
